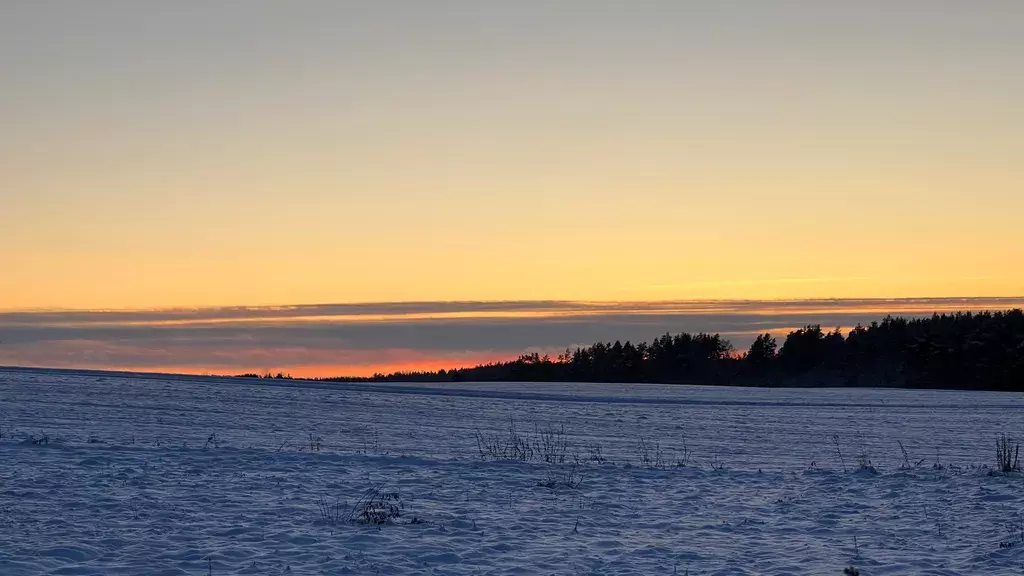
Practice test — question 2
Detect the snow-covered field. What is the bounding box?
[3,368,1024,575]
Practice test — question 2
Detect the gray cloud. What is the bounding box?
[3,297,1022,325]
[0,300,573,325]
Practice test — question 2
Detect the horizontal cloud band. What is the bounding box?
[1,298,1021,376]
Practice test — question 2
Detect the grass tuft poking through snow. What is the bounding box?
[475,417,534,461]
[996,434,1020,473]
[535,423,570,464]
[637,436,669,470]
[317,496,345,526]
[350,484,404,525]
[855,452,877,475]
[897,440,925,470]
[474,418,577,465]
[537,463,584,490]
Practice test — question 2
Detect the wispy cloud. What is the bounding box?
[5,297,1022,325]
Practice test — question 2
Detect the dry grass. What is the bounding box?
[350,484,404,525]
[536,463,584,489]
[317,496,344,526]
[997,435,1020,473]
[475,418,534,461]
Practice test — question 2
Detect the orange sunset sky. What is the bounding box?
[1,2,1022,376]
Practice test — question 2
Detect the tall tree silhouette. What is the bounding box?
[746,333,777,365]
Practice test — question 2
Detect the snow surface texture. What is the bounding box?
[2,368,1024,575]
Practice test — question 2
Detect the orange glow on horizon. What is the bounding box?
[92,354,518,380]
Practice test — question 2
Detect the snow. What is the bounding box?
[2,367,1024,575]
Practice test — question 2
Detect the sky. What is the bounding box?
[2,2,1023,376]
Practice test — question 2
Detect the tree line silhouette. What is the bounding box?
[311,310,1024,390]
[237,371,293,380]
